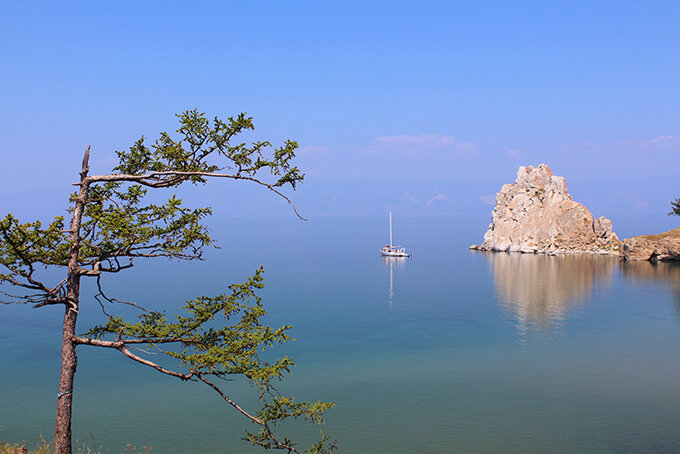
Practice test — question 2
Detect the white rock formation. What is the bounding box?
[470,164,620,255]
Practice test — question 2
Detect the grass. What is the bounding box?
[0,439,152,454]
[0,436,51,454]
[633,226,680,241]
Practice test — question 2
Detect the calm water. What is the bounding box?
[2,216,680,453]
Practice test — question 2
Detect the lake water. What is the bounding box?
[2,216,680,453]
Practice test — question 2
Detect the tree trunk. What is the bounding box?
[54,307,78,454]
[54,147,90,454]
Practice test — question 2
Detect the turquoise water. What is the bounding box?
[2,216,680,453]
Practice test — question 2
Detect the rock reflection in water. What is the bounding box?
[484,253,617,336]
[619,261,680,315]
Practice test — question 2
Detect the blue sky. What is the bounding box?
[1,1,678,231]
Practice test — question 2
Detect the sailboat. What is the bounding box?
[380,212,411,257]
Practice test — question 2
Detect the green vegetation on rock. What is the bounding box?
[669,197,680,216]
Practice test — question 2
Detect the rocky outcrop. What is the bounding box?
[620,228,680,261]
[470,164,621,255]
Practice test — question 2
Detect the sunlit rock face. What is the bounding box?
[470,164,620,255]
[487,253,617,333]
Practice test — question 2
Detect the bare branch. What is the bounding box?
[74,336,196,346]
[94,274,150,313]
[195,373,266,426]
[120,345,193,379]
[1,281,67,308]
[123,338,199,344]
[195,373,303,454]
[33,297,68,308]
[1,271,48,292]
[99,256,134,274]
[77,267,101,276]
[81,145,91,177]
[0,299,29,305]
[93,293,112,317]
[73,336,194,380]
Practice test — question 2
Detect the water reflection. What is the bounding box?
[483,253,617,336]
[382,256,407,308]
[619,261,680,315]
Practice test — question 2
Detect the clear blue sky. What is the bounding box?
[1,1,678,229]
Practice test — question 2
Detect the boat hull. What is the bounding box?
[381,251,411,257]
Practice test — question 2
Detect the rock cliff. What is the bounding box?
[620,227,680,261]
[470,164,621,255]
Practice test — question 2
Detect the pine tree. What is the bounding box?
[0,110,335,454]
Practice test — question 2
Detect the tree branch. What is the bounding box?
[85,171,306,220]
[195,373,266,426]
[0,278,67,307]
[73,336,195,380]
[94,274,150,313]
[74,336,196,346]
[33,297,68,308]
[0,233,52,293]
[195,373,303,453]
[73,334,307,453]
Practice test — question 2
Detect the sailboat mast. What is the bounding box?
[389,211,393,247]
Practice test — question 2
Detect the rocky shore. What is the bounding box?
[621,228,680,261]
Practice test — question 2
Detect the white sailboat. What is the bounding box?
[380,212,411,257]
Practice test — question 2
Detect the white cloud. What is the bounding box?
[478,194,496,206]
[374,133,455,148]
[455,141,477,150]
[299,145,330,154]
[369,133,476,156]
[403,194,419,204]
[426,193,449,206]
[562,135,679,155]
[506,149,522,156]
[644,135,679,147]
